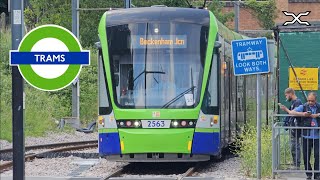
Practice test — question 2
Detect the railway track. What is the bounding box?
[104,162,202,180]
[0,140,98,173]
[0,140,97,154]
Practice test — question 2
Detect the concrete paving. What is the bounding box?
[0,176,101,180]
[277,173,309,180]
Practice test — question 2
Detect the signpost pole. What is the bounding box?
[257,74,262,179]
[231,37,270,180]
[11,0,25,179]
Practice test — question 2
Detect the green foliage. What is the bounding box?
[132,0,187,7]
[0,37,12,140]
[79,48,98,125]
[244,0,277,30]
[79,0,123,47]
[208,0,234,25]
[0,29,11,75]
[0,29,98,141]
[161,0,187,7]
[24,0,72,31]
[234,126,273,178]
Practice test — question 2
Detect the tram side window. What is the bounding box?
[201,51,218,114]
[98,53,111,115]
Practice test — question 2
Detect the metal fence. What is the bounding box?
[272,114,320,179]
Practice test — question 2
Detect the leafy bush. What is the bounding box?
[244,0,277,30]
[234,126,273,178]
[79,48,98,125]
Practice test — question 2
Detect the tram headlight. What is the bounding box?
[181,121,187,127]
[154,28,159,33]
[173,121,179,127]
[134,121,140,127]
[120,121,124,126]
[98,116,105,127]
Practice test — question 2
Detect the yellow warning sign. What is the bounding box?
[289,68,319,90]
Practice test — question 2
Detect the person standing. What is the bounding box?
[282,88,303,169]
[281,92,320,179]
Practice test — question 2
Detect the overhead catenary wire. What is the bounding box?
[278,37,308,102]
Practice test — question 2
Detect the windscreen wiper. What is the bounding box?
[133,70,165,82]
[161,86,196,108]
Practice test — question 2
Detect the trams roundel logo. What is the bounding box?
[10,24,90,91]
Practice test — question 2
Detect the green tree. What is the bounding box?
[244,0,277,30]
[79,0,123,47]
[132,0,187,7]
[208,0,234,25]
[24,0,72,31]
[185,0,234,25]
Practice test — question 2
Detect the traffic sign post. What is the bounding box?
[11,0,25,179]
[231,37,270,179]
[232,37,269,76]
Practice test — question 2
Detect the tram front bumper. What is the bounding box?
[118,128,194,154]
[99,128,220,156]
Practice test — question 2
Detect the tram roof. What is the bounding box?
[105,7,210,26]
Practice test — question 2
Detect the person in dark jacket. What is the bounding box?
[282,92,320,179]
[282,88,303,169]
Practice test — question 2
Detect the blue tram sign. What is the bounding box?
[231,37,270,76]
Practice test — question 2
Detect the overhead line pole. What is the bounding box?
[125,0,131,8]
[234,0,240,135]
[72,0,80,127]
[234,0,240,32]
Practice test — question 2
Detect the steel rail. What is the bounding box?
[0,142,97,173]
[0,140,97,154]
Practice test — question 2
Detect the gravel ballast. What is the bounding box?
[196,157,245,178]
[84,157,245,179]
[1,157,81,177]
[1,157,246,179]
[80,159,126,178]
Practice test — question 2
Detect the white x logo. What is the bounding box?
[283,11,311,26]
